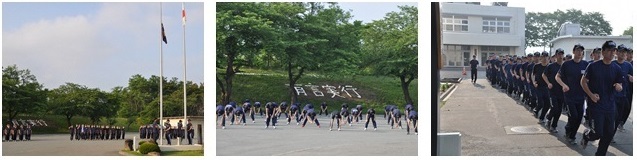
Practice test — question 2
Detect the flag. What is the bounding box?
[182,3,186,26]
[161,23,167,44]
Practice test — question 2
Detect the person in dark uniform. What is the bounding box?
[164,120,172,145]
[580,40,625,156]
[543,48,565,133]
[234,105,246,125]
[224,104,234,125]
[613,44,633,132]
[25,124,31,141]
[121,126,125,140]
[186,119,194,145]
[364,108,378,131]
[340,104,351,126]
[329,110,343,131]
[320,102,329,116]
[302,107,320,128]
[74,124,80,140]
[152,124,159,142]
[217,105,226,129]
[404,104,414,121]
[18,125,24,141]
[385,105,397,124]
[177,120,183,142]
[265,102,278,129]
[390,108,402,129]
[533,51,550,123]
[356,104,364,121]
[351,106,361,123]
[555,44,589,145]
[140,125,145,139]
[288,103,300,125]
[470,55,479,83]
[243,100,255,123]
[3,124,8,142]
[407,110,418,135]
[69,125,75,140]
[520,55,530,104]
[625,48,633,132]
[527,52,540,113]
[10,124,16,141]
[254,101,263,117]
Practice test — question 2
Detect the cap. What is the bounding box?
[541,51,549,57]
[618,44,629,52]
[527,53,533,57]
[602,40,617,50]
[566,54,573,58]
[573,44,585,51]
[593,47,602,53]
[555,48,565,54]
[533,52,541,57]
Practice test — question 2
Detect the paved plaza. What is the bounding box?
[439,74,633,156]
[216,115,418,156]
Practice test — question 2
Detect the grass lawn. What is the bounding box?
[217,68,418,113]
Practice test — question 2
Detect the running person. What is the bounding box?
[613,44,633,132]
[533,51,550,123]
[543,48,565,133]
[580,40,625,156]
[555,44,589,144]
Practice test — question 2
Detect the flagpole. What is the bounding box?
[182,2,188,144]
[159,2,164,146]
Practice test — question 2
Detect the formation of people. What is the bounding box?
[484,40,632,156]
[217,99,418,135]
[138,119,196,145]
[3,123,33,142]
[68,124,126,141]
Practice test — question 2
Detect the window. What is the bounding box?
[444,45,471,66]
[482,17,511,33]
[480,46,511,55]
[442,15,469,32]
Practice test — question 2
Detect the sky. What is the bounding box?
[2,2,204,91]
[501,0,635,53]
[337,2,418,24]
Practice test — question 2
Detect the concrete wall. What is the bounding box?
[551,36,633,61]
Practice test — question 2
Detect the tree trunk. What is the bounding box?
[400,75,414,105]
[223,36,238,105]
[216,77,226,104]
[288,61,297,104]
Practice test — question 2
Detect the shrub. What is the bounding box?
[139,143,161,154]
[138,141,146,146]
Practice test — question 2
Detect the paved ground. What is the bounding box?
[440,77,633,156]
[216,115,418,156]
[2,132,198,156]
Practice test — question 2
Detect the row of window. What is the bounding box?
[442,15,511,33]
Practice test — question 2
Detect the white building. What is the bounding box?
[441,2,525,67]
[549,23,632,61]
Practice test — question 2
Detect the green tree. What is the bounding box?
[2,65,47,121]
[48,83,87,126]
[526,9,612,48]
[216,2,276,105]
[361,5,418,105]
[265,2,361,104]
[624,26,633,42]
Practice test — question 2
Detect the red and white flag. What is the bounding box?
[182,3,186,26]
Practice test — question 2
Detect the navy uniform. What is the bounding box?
[278,102,289,119]
[390,108,402,129]
[265,102,277,129]
[69,125,75,140]
[254,102,263,117]
[217,105,226,129]
[302,108,320,128]
[470,56,479,83]
[364,108,377,131]
[581,40,624,156]
[340,104,351,125]
[320,102,328,116]
[234,106,246,125]
[385,105,397,124]
[177,120,183,141]
[407,110,418,135]
[613,45,633,132]
[356,104,364,121]
[25,125,31,141]
[186,119,194,145]
[4,124,10,141]
[224,104,234,125]
[121,126,125,139]
[556,44,589,144]
[544,48,565,132]
[164,120,172,145]
[18,125,24,141]
[533,51,550,122]
[330,110,343,131]
[243,100,255,123]
[520,55,531,104]
[139,126,145,139]
[288,104,300,125]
